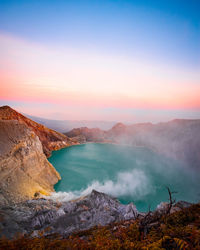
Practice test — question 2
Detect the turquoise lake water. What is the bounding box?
[49,143,200,212]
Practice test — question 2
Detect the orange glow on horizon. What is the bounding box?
[0,33,200,114]
[1,82,200,110]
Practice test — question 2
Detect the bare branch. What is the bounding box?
[166,186,177,214]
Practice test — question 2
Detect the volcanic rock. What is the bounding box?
[0,106,78,157]
[0,190,139,238]
[0,120,61,206]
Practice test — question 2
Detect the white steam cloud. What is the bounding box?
[47,169,153,203]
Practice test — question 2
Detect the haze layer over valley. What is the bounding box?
[66,120,200,170]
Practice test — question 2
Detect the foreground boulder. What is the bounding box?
[0,190,139,238]
[47,190,138,236]
[0,120,61,206]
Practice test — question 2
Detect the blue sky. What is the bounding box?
[0,0,200,122]
[1,0,199,66]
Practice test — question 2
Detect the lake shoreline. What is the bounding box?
[49,143,200,212]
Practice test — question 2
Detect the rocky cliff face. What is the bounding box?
[0,106,78,157]
[0,190,139,238]
[66,120,200,169]
[0,120,61,206]
[0,189,191,239]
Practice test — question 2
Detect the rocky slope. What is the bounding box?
[0,190,139,238]
[0,120,61,206]
[0,189,193,240]
[0,106,78,157]
[66,119,200,169]
[1,201,199,249]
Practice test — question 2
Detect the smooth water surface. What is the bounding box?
[49,143,200,211]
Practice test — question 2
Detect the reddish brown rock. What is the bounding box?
[66,127,107,142]
[0,106,78,157]
[0,120,61,205]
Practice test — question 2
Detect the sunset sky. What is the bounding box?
[0,0,200,122]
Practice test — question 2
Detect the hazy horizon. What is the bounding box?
[1,101,200,125]
[0,0,199,123]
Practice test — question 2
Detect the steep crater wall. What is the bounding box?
[0,120,61,205]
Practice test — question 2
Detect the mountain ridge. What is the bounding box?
[0,106,78,157]
[66,119,200,169]
[25,113,116,132]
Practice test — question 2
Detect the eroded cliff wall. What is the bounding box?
[0,120,61,205]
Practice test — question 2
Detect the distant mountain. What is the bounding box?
[66,127,107,143]
[25,114,116,132]
[66,119,200,170]
[0,106,78,157]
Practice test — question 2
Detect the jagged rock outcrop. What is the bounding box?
[49,190,138,236]
[0,106,78,157]
[0,189,192,239]
[0,190,139,238]
[0,120,61,206]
